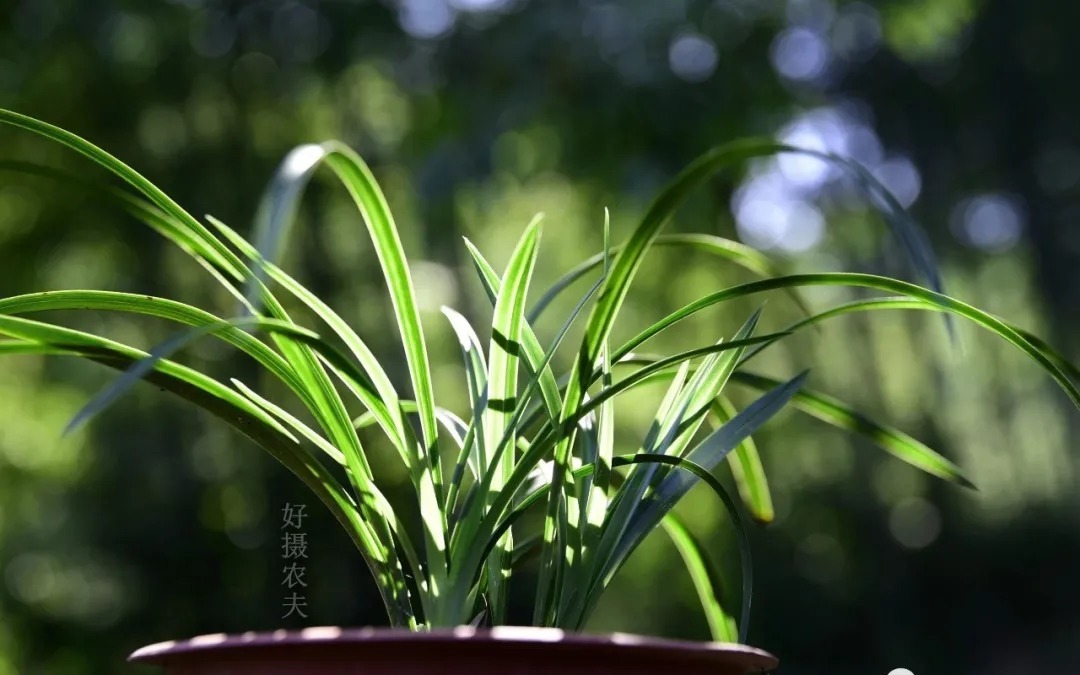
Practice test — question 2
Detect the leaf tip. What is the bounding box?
[956,474,978,491]
[61,414,87,437]
[64,391,113,435]
[751,512,774,525]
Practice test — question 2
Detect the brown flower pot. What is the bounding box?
[129,626,778,674]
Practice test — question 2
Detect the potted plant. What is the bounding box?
[0,108,1076,674]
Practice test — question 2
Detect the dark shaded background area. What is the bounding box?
[0,1,1077,673]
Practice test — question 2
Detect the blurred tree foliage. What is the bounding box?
[0,0,1077,673]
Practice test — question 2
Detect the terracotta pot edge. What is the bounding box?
[128,626,778,670]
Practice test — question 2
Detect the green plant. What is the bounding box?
[1,108,1077,644]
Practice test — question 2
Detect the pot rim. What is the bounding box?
[129,625,778,670]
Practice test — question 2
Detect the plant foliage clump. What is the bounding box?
[0,109,1076,643]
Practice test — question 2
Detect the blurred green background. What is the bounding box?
[1,0,1078,673]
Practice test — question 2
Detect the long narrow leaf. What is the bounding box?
[732,371,975,488]
[603,371,807,588]
[0,324,419,625]
[662,514,739,643]
[611,273,1080,409]
[0,110,248,279]
[528,233,809,324]
[441,307,489,511]
[482,219,542,624]
[711,396,773,522]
